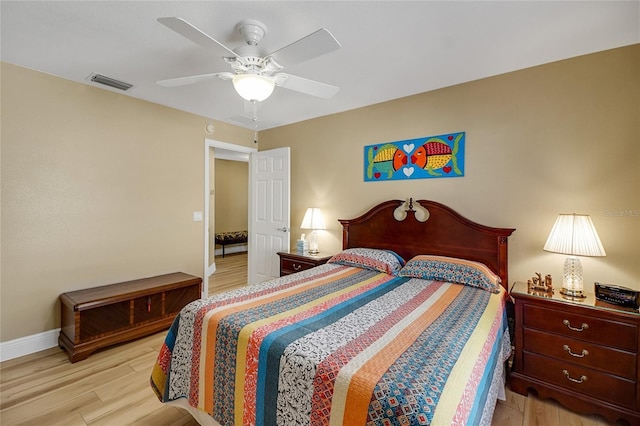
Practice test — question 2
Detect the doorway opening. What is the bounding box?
[203,139,256,298]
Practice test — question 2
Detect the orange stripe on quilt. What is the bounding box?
[201,266,360,415]
[236,269,392,426]
[329,283,463,426]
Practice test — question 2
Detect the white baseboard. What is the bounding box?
[215,244,248,257]
[0,328,60,362]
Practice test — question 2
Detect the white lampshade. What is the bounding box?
[300,208,326,230]
[232,74,275,102]
[543,214,606,298]
[300,208,325,255]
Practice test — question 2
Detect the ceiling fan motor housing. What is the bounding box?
[235,19,267,46]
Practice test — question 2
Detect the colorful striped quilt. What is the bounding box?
[151,263,510,426]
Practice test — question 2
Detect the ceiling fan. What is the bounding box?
[156,17,341,102]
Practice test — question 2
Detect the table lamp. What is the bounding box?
[300,207,326,255]
[543,213,606,298]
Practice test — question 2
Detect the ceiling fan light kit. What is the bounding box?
[232,74,275,102]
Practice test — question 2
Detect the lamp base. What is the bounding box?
[560,287,586,298]
[561,256,586,299]
[308,230,319,255]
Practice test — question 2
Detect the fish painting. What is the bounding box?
[367,144,408,179]
[364,132,465,181]
[411,133,463,176]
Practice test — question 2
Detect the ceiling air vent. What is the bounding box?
[88,73,133,91]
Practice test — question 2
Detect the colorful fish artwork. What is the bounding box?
[365,132,465,181]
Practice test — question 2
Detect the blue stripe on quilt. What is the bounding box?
[257,275,409,426]
[467,311,508,426]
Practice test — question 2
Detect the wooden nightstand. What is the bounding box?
[277,251,334,276]
[509,281,640,424]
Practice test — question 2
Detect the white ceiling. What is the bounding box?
[2,1,638,131]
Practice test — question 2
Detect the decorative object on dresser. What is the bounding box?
[59,272,201,362]
[300,207,326,254]
[277,251,333,276]
[543,213,606,298]
[509,281,640,425]
[527,272,553,294]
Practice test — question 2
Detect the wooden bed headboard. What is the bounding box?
[338,199,516,287]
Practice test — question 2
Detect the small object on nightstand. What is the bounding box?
[527,272,553,295]
[595,282,639,310]
[296,234,310,254]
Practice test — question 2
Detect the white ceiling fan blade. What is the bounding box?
[267,28,340,66]
[157,72,233,88]
[274,73,339,99]
[158,17,237,59]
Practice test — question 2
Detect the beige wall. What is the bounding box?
[260,45,640,291]
[2,45,638,345]
[1,62,254,341]
[214,159,248,232]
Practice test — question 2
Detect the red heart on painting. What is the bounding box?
[448,135,454,141]
[443,166,452,173]
[374,172,381,179]
[374,146,378,150]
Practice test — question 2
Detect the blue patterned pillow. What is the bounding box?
[398,255,501,293]
[328,248,405,275]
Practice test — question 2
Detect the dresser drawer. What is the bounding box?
[523,304,637,352]
[278,252,333,276]
[523,327,636,379]
[281,258,317,274]
[523,351,636,408]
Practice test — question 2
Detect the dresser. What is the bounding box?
[277,251,333,276]
[509,281,640,424]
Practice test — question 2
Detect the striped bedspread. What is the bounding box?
[151,263,510,426]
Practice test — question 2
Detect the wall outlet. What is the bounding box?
[193,211,203,222]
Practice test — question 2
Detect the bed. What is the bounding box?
[151,199,515,425]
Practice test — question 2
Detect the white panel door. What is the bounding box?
[249,147,290,285]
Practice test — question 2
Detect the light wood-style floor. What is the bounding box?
[0,253,611,425]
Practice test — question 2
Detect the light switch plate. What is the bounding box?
[193,211,203,222]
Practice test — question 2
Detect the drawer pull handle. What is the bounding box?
[293,263,302,271]
[563,344,589,358]
[563,319,589,332]
[562,369,588,384]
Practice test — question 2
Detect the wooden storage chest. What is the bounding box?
[59,272,201,362]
